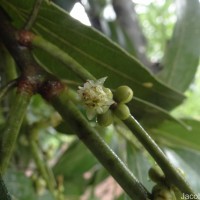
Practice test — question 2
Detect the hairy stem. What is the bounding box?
[46,87,151,200]
[124,115,196,196]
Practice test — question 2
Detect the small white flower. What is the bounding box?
[78,77,114,120]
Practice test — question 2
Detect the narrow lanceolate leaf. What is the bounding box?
[130,97,188,128]
[158,0,200,92]
[151,119,200,152]
[1,0,185,111]
[165,147,200,193]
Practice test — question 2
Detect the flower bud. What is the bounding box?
[97,110,113,127]
[114,85,133,103]
[78,77,114,120]
[113,103,130,120]
[149,165,165,183]
[152,184,176,200]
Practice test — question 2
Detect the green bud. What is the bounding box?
[113,103,130,120]
[114,85,133,103]
[97,109,113,127]
[149,165,165,183]
[35,178,46,195]
[152,184,176,200]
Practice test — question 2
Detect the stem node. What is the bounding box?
[17,30,35,47]
[40,79,65,101]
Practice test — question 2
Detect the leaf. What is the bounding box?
[37,192,54,200]
[126,144,153,192]
[1,0,185,111]
[150,119,200,151]
[55,120,76,135]
[53,141,97,177]
[129,97,187,128]
[164,147,200,193]
[3,170,36,200]
[53,141,98,196]
[158,0,200,92]
[53,0,77,12]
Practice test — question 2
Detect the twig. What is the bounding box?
[24,0,43,30]
[29,139,56,196]
[30,32,197,197]
[46,87,151,200]
[0,8,45,174]
[124,115,197,196]
[0,8,45,77]
[0,9,151,198]
[28,122,57,195]
[0,5,197,198]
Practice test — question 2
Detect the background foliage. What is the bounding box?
[0,0,200,199]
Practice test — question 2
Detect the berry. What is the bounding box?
[97,110,113,127]
[113,103,130,120]
[114,86,133,103]
[148,165,165,183]
[152,184,176,200]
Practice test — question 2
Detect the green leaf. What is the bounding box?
[53,0,77,12]
[158,0,200,92]
[129,97,187,127]
[4,170,36,200]
[126,144,153,192]
[1,0,185,111]
[55,121,76,135]
[53,141,98,196]
[37,192,54,200]
[53,141,97,177]
[150,119,200,151]
[164,147,200,193]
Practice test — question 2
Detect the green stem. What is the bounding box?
[49,88,151,200]
[2,46,17,82]
[124,115,196,196]
[27,121,57,196]
[0,90,31,174]
[32,35,95,81]
[24,0,43,30]
[29,139,56,196]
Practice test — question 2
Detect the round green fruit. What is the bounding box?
[113,103,130,120]
[97,110,113,127]
[152,184,176,200]
[114,86,133,103]
[149,165,165,183]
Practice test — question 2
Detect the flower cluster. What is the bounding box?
[78,77,114,120]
